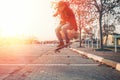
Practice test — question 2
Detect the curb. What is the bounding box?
[70,48,120,71]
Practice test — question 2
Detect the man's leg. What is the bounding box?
[61,22,71,44]
[55,24,64,47]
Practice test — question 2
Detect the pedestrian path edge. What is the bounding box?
[70,48,120,72]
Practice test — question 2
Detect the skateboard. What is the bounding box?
[54,43,71,53]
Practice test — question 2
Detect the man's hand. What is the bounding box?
[53,13,57,17]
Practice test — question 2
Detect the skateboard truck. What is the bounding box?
[54,43,71,53]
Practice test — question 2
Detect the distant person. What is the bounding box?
[53,1,78,47]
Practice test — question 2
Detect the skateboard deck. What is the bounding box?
[54,43,71,53]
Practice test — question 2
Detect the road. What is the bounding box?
[0,44,120,80]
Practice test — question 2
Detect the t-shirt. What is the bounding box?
[60,7,78,31]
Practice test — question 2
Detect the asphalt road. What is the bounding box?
[0,44,120,80]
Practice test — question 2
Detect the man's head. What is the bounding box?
[57,1,66,7]
[57,1,69,11]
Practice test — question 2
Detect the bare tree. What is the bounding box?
[89,0,119,49]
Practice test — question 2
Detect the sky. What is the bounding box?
[0,0,58,41]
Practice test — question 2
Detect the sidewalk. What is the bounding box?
[69,43,120,71]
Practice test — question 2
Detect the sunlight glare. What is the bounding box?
[0,0,57,40]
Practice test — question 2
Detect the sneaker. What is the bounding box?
[66,40,70,45]
[57,43,64,47]
[66,41,71,47]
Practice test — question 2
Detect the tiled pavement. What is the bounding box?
[0,44,120,80]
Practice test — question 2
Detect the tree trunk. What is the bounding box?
[99,11,103,49]
[105,34,108,46]
[79,27,82,47]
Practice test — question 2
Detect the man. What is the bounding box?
[53,1,78,47]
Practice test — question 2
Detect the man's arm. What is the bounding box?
[53,11,59,17]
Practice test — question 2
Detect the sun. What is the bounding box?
[1,27,13,37]
[0,24,28,38]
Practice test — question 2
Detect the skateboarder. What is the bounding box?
[53,1,78,47]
